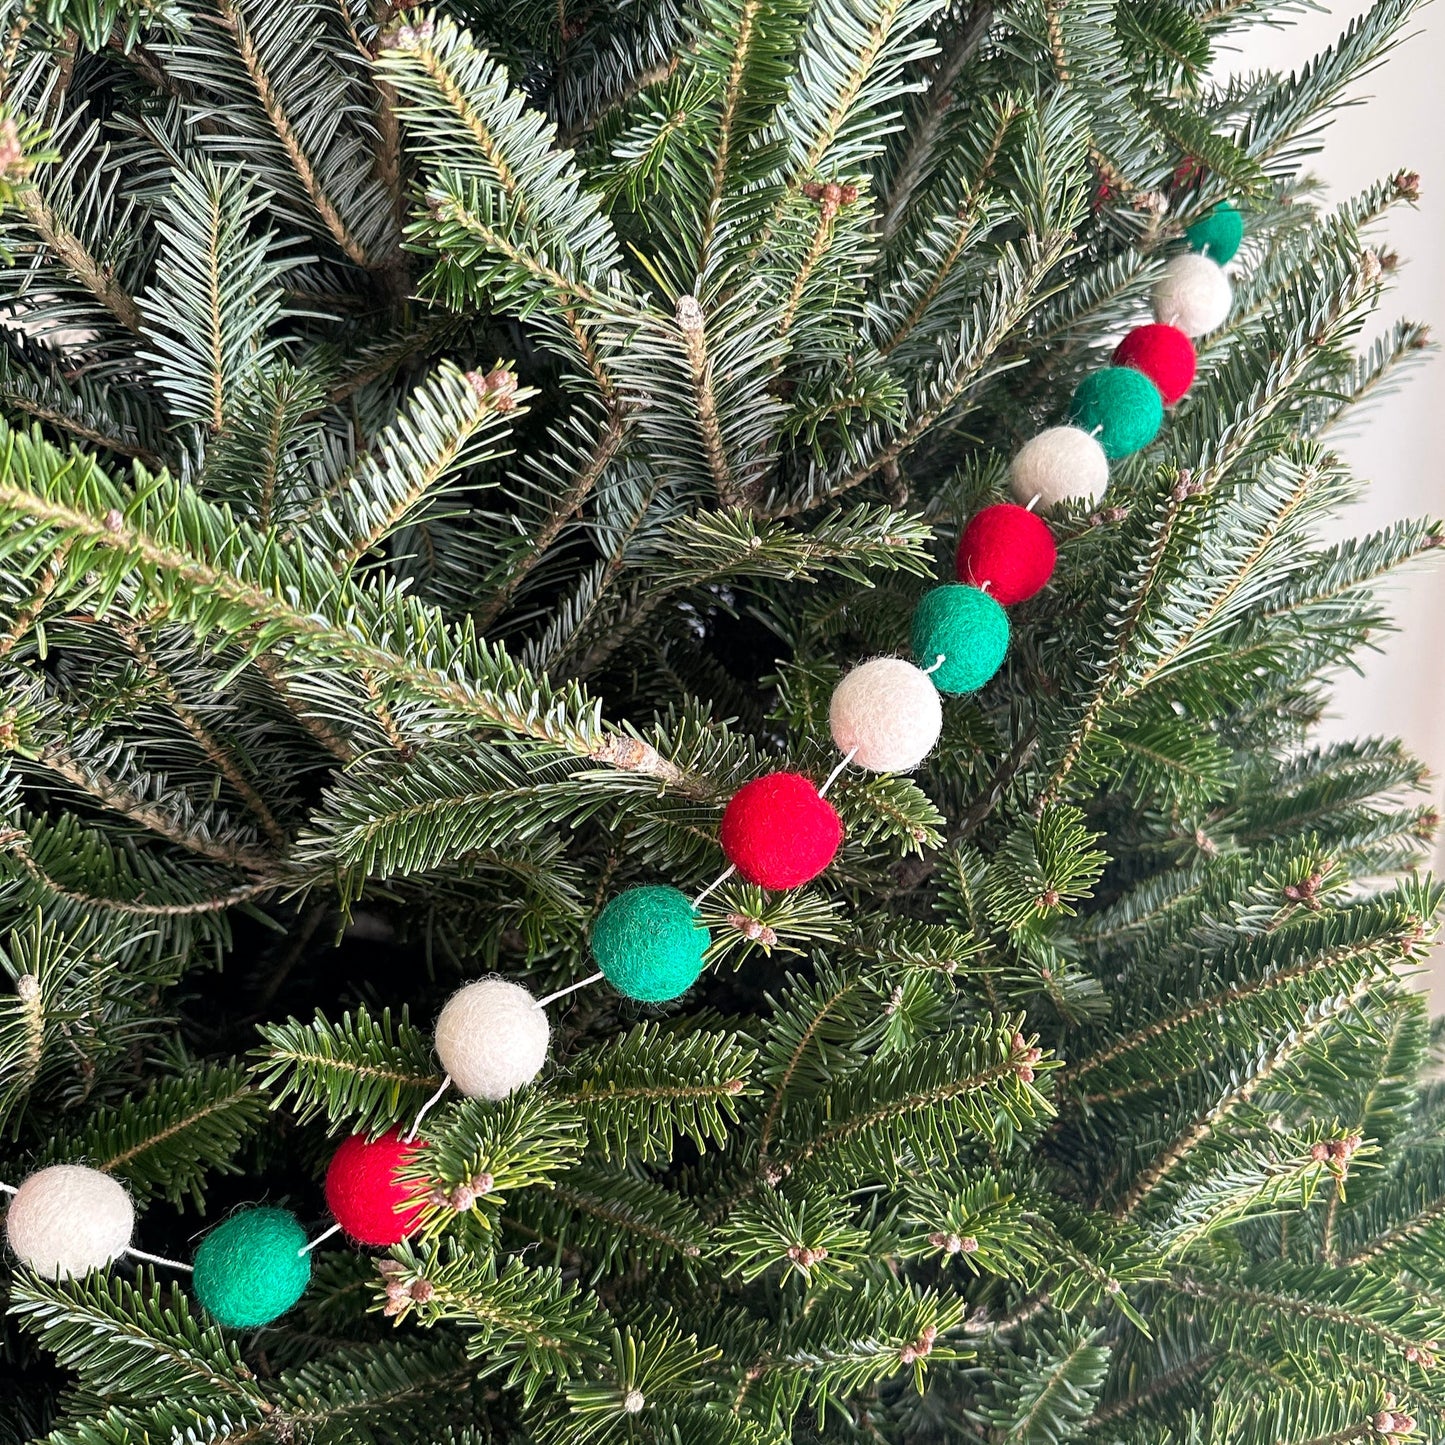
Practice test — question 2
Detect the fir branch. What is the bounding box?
[1113,968,1381,1218]
[471,402,628,630]
[877,1,995,240]
[14,187,143,334]
[0,428,715,796]
[34,742,275,872]
[208,0,378,268]
[114,621,288,849]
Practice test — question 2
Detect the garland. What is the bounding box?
[1,203,1244,1332]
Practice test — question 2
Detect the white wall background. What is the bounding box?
[1219,3,1445,1003]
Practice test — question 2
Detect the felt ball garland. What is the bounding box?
[4,1164,134,1280]
[1184,200,1243,263]
[192,1208,311,1329]
[829,658,942,772]
[1152,252,1232,337]
[324,1130,428,1247]
[0,194,1247,1336]
[720,773,844,890]
[956,504,1057,604]
[1009,426,1109,510]
[911,584,1011,695]
[1112,324,1196,406]
[1068,366,1164,460]
[435,977,550,1101]
[591,885,712,1001]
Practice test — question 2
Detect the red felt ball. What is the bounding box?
[324,1129,427,1247]
[954,504,1057,605]
[1112,324,1197,406]
[719,772,843,890]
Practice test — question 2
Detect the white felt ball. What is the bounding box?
[1151,253,1232,337]
[435,977,550,1100]
[830,658,944,772]
[1009,426,1109,510]
[5,1164,134,1279]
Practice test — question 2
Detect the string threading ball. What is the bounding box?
[910,584,1009,695]
[1113,324,1196,406]
[435,977,550,1101]
[192,1207,311,1329]
[1067,367,1164,460]
[955,504,1056,605]
[1008,426,1110,510]
[4,1164,134,1280]
[1184,201,1244,263]
[1152,253,1232,337]
[324,1130,428,1247]
[591,885,710,1002]
[720,773,843,890]
[829,658,943,773]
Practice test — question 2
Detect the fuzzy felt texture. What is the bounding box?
[435,977,549,1100]
[719,773,844,890]
[1185,201,1243,263]
[955,504,1056,605]
[5,1165,133,1280]
[1151,253,1232,337]
[1112,324,1196,406]
[829,658,942,772]
[324,1130,427,1247]
[590,885,710,1002]
[911,584,1009,695]
[1068,367,1164,460]
[1008,426,1109,510]
[192,1208,311,1329]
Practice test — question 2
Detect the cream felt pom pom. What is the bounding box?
[1009,426,1109,510]
[1151,253,1232,337]
[5,1164,134,1279]
[829,658,943,772]
[435,978,550,1100]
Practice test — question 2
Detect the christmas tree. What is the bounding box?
[0,0,1442,1436]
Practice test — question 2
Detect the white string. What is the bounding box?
[0,1181,16,1195]
[1090,425,1104,438]
[922,654,946,675]
[693,865,736,908]
[125,1246,193,1272]
[1025,493,1041,512]
[299,1222,342,1257]
[404,1075,451,1143]
[977,578,991,593]
[818,748,856,799]
[534,971,603,1009]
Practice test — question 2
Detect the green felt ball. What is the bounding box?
[591,886,710,1003]
[1067,367,1163,460]
[192,1208,311,1329]
[910,585,1009,695]
[1185,201,1243,263]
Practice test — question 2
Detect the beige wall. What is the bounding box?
[1221,5,1445,1003]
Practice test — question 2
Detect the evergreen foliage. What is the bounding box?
[0,0,1440,1437]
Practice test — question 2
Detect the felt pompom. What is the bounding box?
[955,504,1056,605]
[324,1130,427,1247]
[1112,324,1197,406]
[192,1208,311,1329]
[1151,253,1232,337]
[434,977,549,1100]
[1067,367,1164,460]
[1185,201,1243,263]
[829,658,943,773]
[910,585,1009,695]
[591,885,710,1002]
[4,1164,133,1279]
[1009,427,1109,511]
[719,773,843,890]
